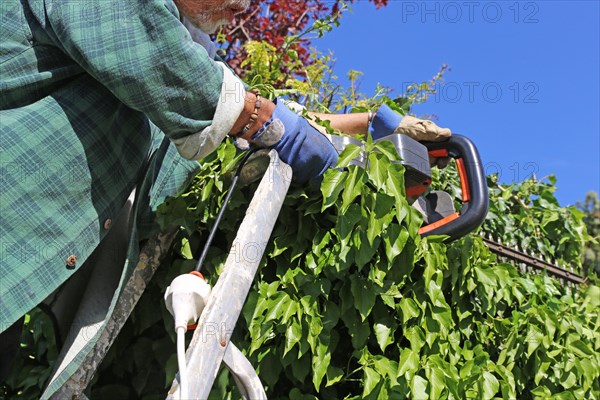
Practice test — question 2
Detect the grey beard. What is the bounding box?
[188,0,250,33]
[187,14,228,34]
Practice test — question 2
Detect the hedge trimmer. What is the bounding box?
[328,132,489,241]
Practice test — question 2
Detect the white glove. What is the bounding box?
[370,103,451,142]
[394,115,451,142]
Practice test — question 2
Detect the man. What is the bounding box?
[0,0,450,392]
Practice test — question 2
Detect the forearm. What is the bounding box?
[306,112,370,137]
[231,104,369,142]
[230,91,276,141]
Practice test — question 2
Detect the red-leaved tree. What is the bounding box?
[218,0,388,77]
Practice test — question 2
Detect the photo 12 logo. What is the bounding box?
[400,2,540,24]
[485,161,540,183]
[401,81,540,104]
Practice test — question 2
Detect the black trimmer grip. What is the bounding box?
[418,134,489,241]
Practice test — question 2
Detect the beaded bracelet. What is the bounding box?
[240,89,262,136]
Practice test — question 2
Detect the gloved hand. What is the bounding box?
[369,103,451,142]
[252,99,338,184]
[369,103,451,168]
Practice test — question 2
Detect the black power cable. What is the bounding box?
[194,147,261,273]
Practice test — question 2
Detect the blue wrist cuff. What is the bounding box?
[369,103,403,140]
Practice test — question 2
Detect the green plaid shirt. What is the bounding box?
[0,0,228,332]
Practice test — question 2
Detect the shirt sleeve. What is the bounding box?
[43,0,245,160]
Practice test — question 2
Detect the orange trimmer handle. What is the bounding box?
[419,134,489,241]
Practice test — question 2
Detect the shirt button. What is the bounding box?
[103,219,112,230]
[66,255,77,269]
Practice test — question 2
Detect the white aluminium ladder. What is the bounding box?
[167,150,291,399]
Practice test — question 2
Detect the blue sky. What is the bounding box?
[315,0,599,206]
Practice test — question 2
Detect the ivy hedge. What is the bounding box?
[99,141,599,398]
[2,134,599,400]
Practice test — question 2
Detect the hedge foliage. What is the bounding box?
[91,141,599,399]
[3,133,599,400]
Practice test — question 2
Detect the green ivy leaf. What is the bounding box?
[397,348,420,377]
[482,371,499,400]
[312,339,331,390]
[526,325,544,357]
[362,367,380,398]
[351,275,376,321]
[284,319,302,356]
[360,232,382,269]
[291,353,311,383]
[534,353,552,386]
[427,366,446,400]
[411,375,428,399]
[325,365,344,387]
[336,143,364,168]
[530,386,552,397]
[568,339,593,358]
[180,237,193,260]
[405,326,426,352]
[373,356,398,381]
[385,165,406,210]
[321,169,347,211]
[336,203,361,240]
[341,166,366,212]
[367,210,384,246]
[367,152,388,191]
[383,224,409,263]
[374,322,393,352]
[399,297,421,325]
[373,140,401,162]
